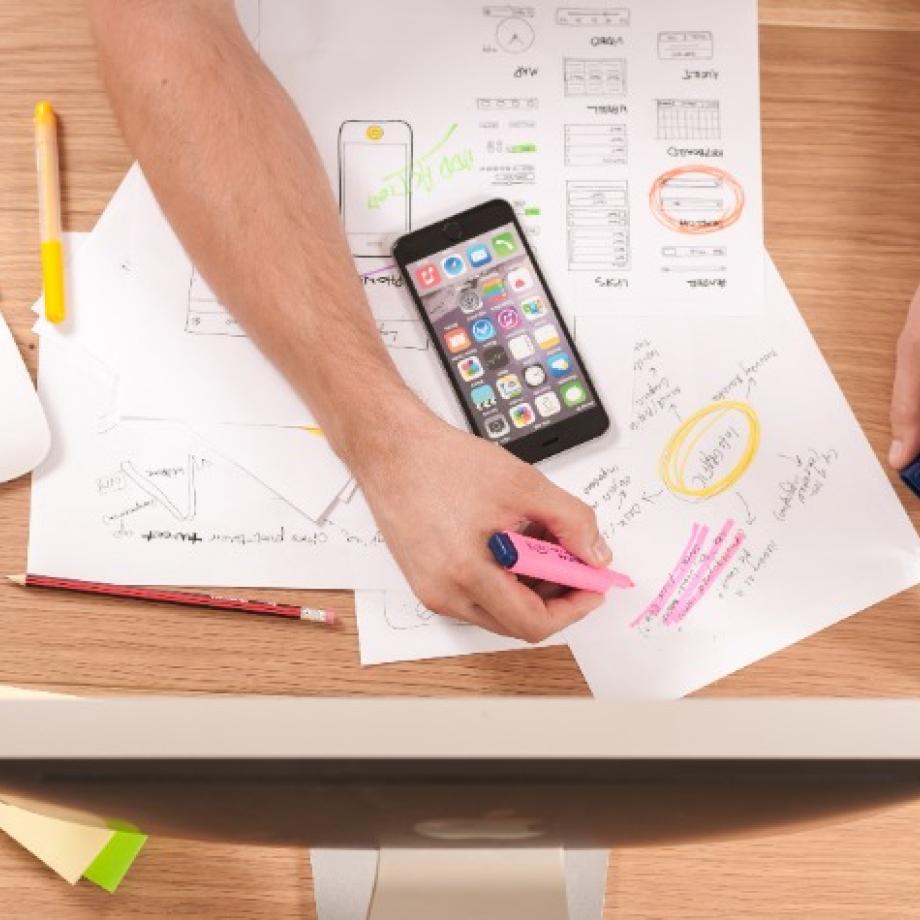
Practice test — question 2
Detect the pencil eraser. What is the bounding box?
[900,457,920,500]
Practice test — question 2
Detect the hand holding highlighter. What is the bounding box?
[488,531,633,593]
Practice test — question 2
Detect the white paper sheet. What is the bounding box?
[33,216,355,521]
[33,160,447,432]
[258,0,764,317]
[0,686,116,887]
[34,167,321,429]
[28,338,408,591]
[551,258,920,698]
[186,422,351,522]
[355,591,565,665]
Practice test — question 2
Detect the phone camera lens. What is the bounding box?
[443,221,463,242]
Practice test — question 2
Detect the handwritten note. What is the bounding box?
[544,258,920,698]
[259,0,765,316]
[28,338,409,591]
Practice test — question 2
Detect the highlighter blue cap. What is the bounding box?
[488,531,519,569]
[901,457,920,501]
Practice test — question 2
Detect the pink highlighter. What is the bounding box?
[488,531,634,593]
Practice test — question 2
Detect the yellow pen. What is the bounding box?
[33,100,65,324]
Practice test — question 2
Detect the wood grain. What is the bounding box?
[760,0,920,30]
[0,3,919,917]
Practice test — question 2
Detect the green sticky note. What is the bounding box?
[83,831,147,893]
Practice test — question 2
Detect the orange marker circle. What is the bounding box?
[649,165,745,235]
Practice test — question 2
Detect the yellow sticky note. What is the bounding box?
[0,802,114,885]
[0,684,116,884]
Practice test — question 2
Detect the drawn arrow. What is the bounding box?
[735,490,756,526]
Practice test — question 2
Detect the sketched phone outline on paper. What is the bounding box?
[338,120,414,259]
[185,268,244,337]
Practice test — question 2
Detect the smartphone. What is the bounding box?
[393,199,609,463]
[338,120,413,259]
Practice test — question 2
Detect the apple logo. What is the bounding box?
[414,810,545,841]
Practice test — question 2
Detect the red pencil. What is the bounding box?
[5,574,336,626]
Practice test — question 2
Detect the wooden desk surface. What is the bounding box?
[1,2,919,917]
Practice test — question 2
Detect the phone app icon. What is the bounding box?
[415,263,442,290]
[481,274,506,304]
[457,288,482,315]
[534,324,560,350]
[457,355,485,382]
[523,363,546,387]
[471,318,497,342]
[456,355,484,381]
[491,231,518,257]
[445,327,473,354]
[441,254,466,278]
[510,403,536,428]
[471,383,497,411]
[467,243,492,268]
[520,296,547,321]
[535,391,562,417]
[483,344,509,370]
[496,306,521,331]
[506,266,534,295]
[560,378,588,407]
[547,351,573,378]
[508,334,535,361]
[496,373,523,400]
[485,414,511,439]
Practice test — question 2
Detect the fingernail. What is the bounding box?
[593,536,613,565]
[889,439,903,467]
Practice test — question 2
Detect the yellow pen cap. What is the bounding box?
[34,99,55,125]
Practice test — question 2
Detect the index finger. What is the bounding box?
[891,326,920,469]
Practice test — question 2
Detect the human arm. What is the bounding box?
[85,0,613,641]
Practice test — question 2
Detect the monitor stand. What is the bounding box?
[369,848,568,920]
[310,847,609,920]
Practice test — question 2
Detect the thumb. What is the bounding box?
[521,477,613,567]
[890,323,920,470]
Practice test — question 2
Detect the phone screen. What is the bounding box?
[405,222,598,448]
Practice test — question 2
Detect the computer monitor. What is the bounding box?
[1,698,919,919]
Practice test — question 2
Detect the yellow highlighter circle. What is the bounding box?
[659,400,761,499]
[366,125,384,141]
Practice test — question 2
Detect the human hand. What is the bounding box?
[890,284,920,470]
[352,402,612,642]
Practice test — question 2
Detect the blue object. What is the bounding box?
[488,532,518,568]
[901,456,920,500]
